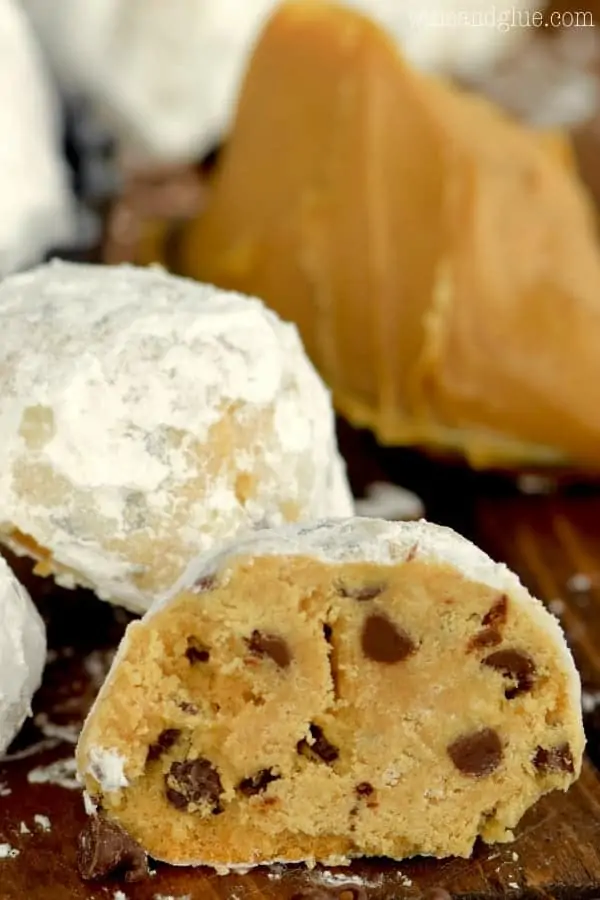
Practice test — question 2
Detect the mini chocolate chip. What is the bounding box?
[361,613,415,664]
[194,574,216,592]
[147,728,181,762]
[178,701,199,714]
[337,583,384,600]
[447,728,503,777]
[406,542,419,562]
[298,724,339,763]
[483,649,536,698]
[467,628,502,652]
[77,815,148,883]
[482,595,508,629]
[185,635,210,664]
[533,743,574,774]
[247,630,291,668]
[238,768,280,796]
[355,782,374,797]
[165,758,223,813]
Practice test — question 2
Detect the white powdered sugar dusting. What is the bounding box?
[0,555,46,755]
[0,0,74,276]
[355,482,424,521]
[87,746,129,791]
[33,814,51,831]
[0,843,19,859]
[27,757,79,790]
[0,261,352,612]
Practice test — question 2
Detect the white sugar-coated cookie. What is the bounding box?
[0,0,74,275]
[0,555,46,755]
[21,0,535,162]
[77,518,584,870]
[0,261,353,613]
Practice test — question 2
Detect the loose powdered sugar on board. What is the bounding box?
[0,261,352,612]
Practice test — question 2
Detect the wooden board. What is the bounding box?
[2,438,600,900]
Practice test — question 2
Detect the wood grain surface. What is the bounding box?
[2,432,600,900]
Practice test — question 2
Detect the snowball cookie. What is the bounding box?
[20,0,535,163]
[0,261,353,614]
[76,518,584,869]
[0,555,46,754]
[0,0,74,275]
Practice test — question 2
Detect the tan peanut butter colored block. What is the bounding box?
[182,0,600,469]
[77,519,584,870]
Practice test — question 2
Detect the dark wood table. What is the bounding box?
[2,426,600,900]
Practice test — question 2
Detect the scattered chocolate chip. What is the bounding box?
[323,623,333,642]
[533,743,574,774]
[238,768,280,796]
[77,815,148,883]
[355,782,374,797]
[482,595,508,629]
[194,574,216,592]
[467,628,502,652]
[483,649,536,698]
[297,724,339,763]
[247,630,291,668]
[406,542,419,562]
[337,583,384,600]
[185,635,210,664]
[165,758,223,813]
[178,701,199,714]
[361,613,415,664]
[146,728,181,763]
[447,728,503,777]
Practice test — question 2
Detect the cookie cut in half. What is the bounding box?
[76,518,584,869]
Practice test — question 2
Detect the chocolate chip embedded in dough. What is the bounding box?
[237,768,280,797]
[355,782,374,797]
[146,728,181,763]
[482,595,508,629]
[194,574,217,593]
[323,623,333,642]
[297,724,339,763]
[165,758,223,813]
[533,743,574,774]
[247,630,291,668]
[77,815,148,882]
[447,728,503,777]
[467,628,502,652]
[185,635,210,664]
[483,649,536,698]
[361,613,415,664]
[337,582,384,600]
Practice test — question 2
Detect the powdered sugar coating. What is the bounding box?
[0,555,46,755]
[0,261,352,612]
[0,0,74,274]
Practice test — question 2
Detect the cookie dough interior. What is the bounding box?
[78,549,582,867]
